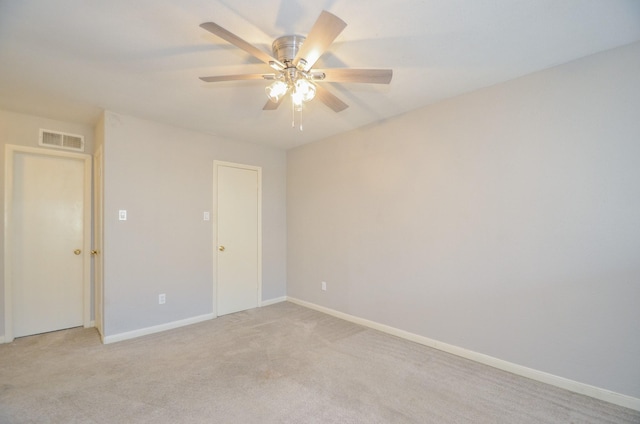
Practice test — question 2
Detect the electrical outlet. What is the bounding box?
[118,210,127,221]
[321,281,327,291]
[159,293,166,304]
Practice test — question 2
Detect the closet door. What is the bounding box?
[215,161,261,316]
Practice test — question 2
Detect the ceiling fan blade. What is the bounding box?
[315,85,348,112]
[293,11,346,71]
[314,69,393,84]
[200,22,284,68]
[199,74,275,83]
[262,97,284,110]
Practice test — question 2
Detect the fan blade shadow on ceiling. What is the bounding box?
[200,22,284,68]
[274,0,339,34]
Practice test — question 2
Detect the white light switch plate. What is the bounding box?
[119,210,127,221]
[203,211,210,221]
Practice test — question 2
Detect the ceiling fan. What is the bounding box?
[199,10,392,114]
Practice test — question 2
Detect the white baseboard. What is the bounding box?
[261,296,287,307]
[103,313,215,344]
[101,297,287,345]
[0,335,5,344]
[286,297,640,412]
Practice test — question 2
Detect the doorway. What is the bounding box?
[4,145,91,341]
[214,161,262,316]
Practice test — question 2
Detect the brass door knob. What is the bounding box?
[91,250,99,255]
[218,246,225,252]
[74,249,82,255]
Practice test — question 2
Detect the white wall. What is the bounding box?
[287,42,640,398]
[0,110,95,339]
[101,111,287,337]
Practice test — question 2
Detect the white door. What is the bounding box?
[215,161,261,316]
[6,146,90,338]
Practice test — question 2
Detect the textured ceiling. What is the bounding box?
[1,0,639,149]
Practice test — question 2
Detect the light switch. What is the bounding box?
[203,211,210,221]
[119,210,127,221]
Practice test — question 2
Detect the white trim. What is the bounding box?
[103,313,215,344]
[286,297,640,412]
[0,335,5,344]
[81,149,92,328]
[213,160,262,317]
[92,145,104,337]
[3,145,92,343]
[260,296,287,307]
[3,146,14,343]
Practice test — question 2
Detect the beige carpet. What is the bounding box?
[1,302,638,423]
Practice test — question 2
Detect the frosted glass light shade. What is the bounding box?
[295,79,316,102]
[265,80,288,103]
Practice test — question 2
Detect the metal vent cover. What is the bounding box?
[39,129,84,152]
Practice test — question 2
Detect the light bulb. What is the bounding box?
[265,80,288,103]
[294,79,316,102]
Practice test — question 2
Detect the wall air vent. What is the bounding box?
[39,129,85,152]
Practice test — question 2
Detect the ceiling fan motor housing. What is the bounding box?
[272,35,306,65]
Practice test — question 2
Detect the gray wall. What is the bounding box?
[1,108,287,341]
[0,110,95,339]
[287,42,640,398]
[101,111,286,337]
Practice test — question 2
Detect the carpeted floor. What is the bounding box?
[0,301,638,423]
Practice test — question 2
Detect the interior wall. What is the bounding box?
[101,111,286,337]
[0,110,95,340]
[287,42,640,398]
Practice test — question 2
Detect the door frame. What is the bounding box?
[213,160,262,317]
[3,144,92,342]
[93,145,104,338]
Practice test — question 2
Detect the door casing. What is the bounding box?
[3,144,92,342]
[93,145,104,338]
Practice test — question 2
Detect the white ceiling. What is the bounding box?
[1,1,639,150]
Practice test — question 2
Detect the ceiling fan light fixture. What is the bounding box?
[199,10,392,117]
[294,78,316,102]
[265,80,288,103]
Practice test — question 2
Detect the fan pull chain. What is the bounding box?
[290,97,304,131]
[299,106,303,131]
